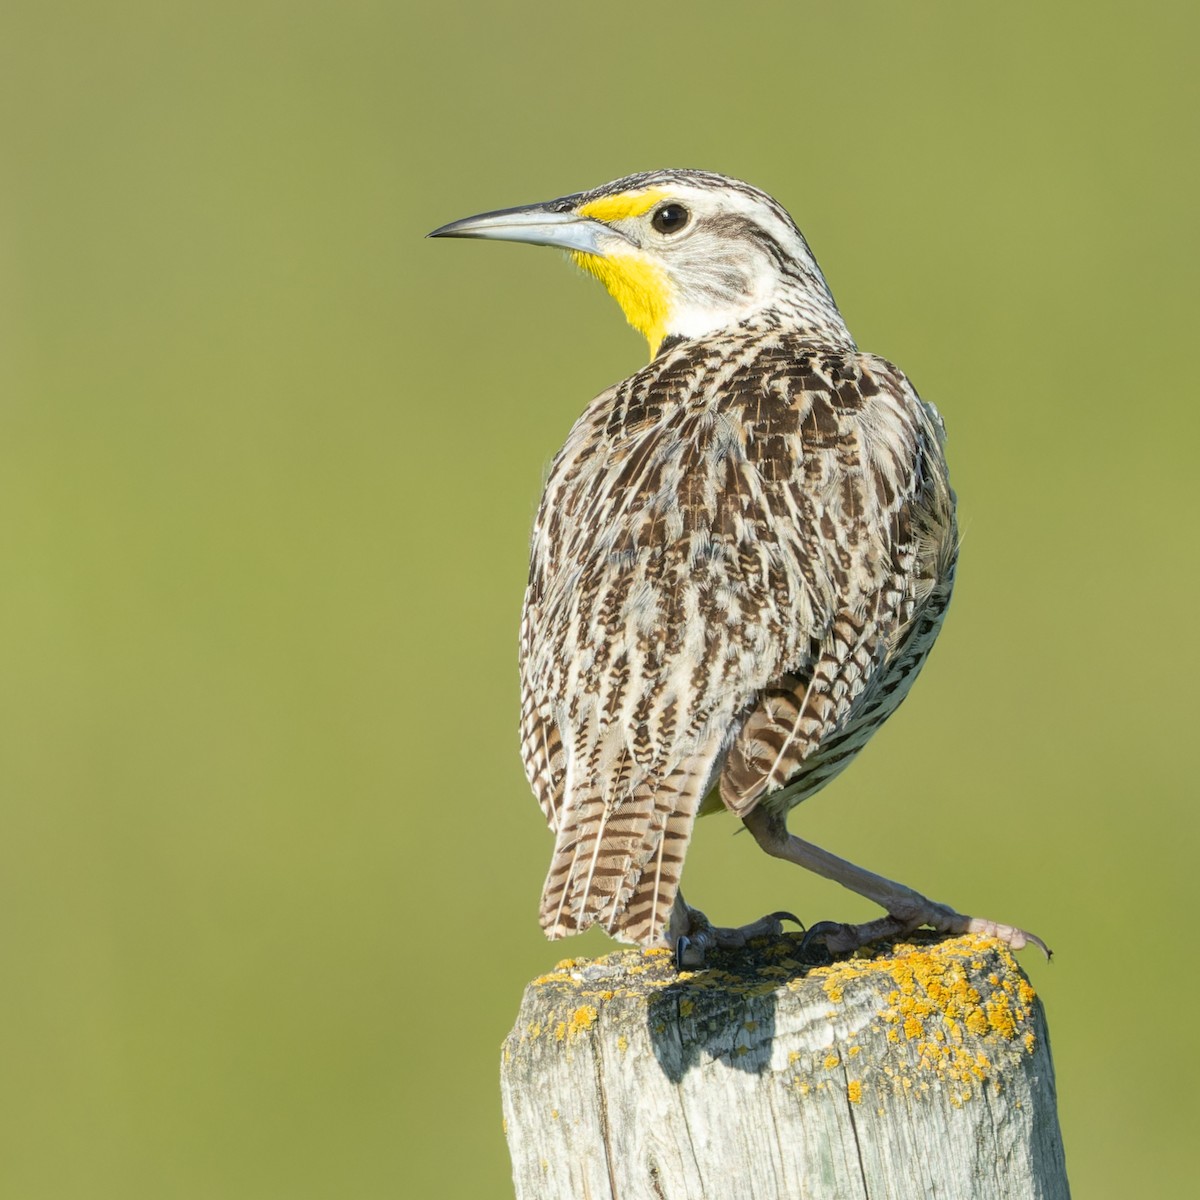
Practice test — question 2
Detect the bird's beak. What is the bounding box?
[427,202,612,256]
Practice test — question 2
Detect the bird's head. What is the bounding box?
[429,169,850,358]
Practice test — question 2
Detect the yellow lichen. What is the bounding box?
[986,994,1017,1039]
[822,977,845,1004]
[525,933,1037,1111]
[569,1005,598,1036]
[780,934,1038,1102]
[847,1080,863,1104]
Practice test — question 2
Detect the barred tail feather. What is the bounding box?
[538,746,717,947]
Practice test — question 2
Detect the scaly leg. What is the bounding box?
[743,807,1051,959]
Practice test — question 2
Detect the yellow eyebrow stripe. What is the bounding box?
[577,189,667,223]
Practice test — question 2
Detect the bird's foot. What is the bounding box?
[739,813,1051,962]
[673,906,802,970]
[800,900,1052,961]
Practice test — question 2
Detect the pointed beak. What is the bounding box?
[427,201,614,256]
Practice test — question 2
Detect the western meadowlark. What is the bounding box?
[431,170,1046,965]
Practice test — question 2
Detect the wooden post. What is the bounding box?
[501,933,1068,1199]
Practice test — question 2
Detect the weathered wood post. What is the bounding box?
[501,933,1068,1199]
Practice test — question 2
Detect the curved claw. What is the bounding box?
[962,918,1054,962]
[799,920,854,959]
[675,935,691,972]
[769,911,805,931]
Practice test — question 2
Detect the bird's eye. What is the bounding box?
[651,203,690,235]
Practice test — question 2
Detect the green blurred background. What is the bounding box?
[1,2,1195,1195]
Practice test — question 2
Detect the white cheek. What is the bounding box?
[665,245,777,338]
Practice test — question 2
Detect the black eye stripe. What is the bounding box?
[651,203,690,234]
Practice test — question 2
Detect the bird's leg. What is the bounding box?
[742,807,1051,959]
[668,892,800,969]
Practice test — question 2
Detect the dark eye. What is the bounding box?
[651,203,690,234]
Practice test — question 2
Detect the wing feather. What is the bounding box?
[520,334,955,945]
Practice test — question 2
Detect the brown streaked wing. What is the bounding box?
[519,335,953,945]
[720,354,955,814]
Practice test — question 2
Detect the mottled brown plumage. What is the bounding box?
[522,337,954,945]
[432,170,1046,960]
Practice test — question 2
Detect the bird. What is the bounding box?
[429,170,1046,965]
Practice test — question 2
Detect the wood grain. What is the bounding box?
[502,933,1069,1199]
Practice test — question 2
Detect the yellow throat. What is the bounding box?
[572,189,673,357]
[570,251,672,358]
